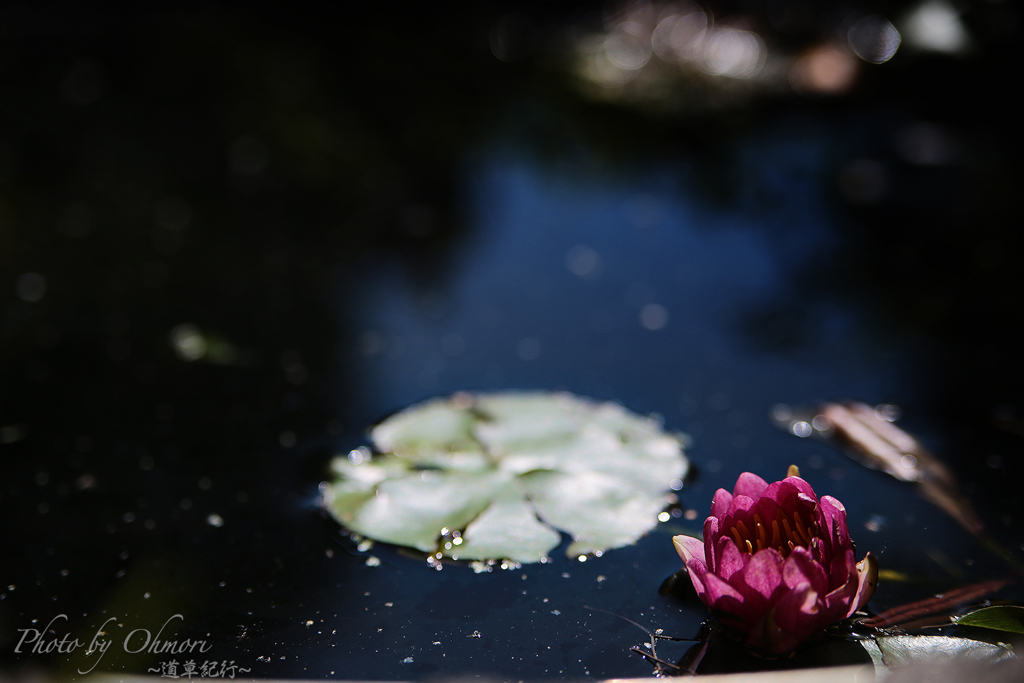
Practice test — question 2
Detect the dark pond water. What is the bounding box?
[2,2,1022,680]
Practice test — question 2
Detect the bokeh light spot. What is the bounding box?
[848,16,901,64]
[639,303,668,331]
[701,29,766,78]
[790,44,859,95]
[904,1,970,54]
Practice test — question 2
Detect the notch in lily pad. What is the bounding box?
[322,391,690,565]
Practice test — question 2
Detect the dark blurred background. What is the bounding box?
[2,1,1022,680]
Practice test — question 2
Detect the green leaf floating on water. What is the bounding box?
[322,391,690,564]
[954,605,1024,635]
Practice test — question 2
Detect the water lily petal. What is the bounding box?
[733,472,769,499]
[704,571,751,628]
[783,475,818,499]
[711,488,733,517]
[763,478,817,508]
[820,495,851,553]
[827,546,856,588]
[673,534,706,567]
[820,549,859,620]
[704,516,721,569]
[760,479,791,504]
[760,582,820,654]
[784,545,829,595]
[849,552,878,616]
[741,548,785,602]
[729,494,756,515]
[715,533,737,574]
[686,557,708,602]
[704,567,747,605]
[717,537,747,582]
[823,577,858,623]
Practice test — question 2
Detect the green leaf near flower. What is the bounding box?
[954,606,1024,635]
[322,391,690,564]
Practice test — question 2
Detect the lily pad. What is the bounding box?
[322,391,689,564]
[859,634,1016,675]
[954,606,1024,635]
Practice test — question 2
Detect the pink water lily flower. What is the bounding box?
[674,471,877,654]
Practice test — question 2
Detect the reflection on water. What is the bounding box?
[345,152,892,428]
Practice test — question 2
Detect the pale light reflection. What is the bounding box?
[575,1,768,89]
[565,244,603,278]
[848,15,901,64]
[700,28,766,78]
[651,4,707,64]
[790,44,859,95]
[577,21,654,87]
[577,34,635,87]
[639,303,668,331]
[169,324,240,364]
[903,0,970,55]
[171,324,206,361]
[604,22,653,71]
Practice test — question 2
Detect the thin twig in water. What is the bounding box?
[584,605,690,675]
[630,646,680,670]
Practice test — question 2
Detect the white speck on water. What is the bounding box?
[401,657,414,664]
[206,513,224,527]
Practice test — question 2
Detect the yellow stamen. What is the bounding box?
[745,539,754,553]
[755,514,767,548]
[794,515,810,545]
[735,520,751,539]
[730,527,744,550]
[782,518,795,545]
[771,519,781,547]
